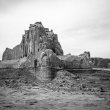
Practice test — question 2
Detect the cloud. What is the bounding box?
[0,0,110,59]
[0,0,22,12]
[64,16,110,40]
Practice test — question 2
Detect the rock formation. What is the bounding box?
[2,22,63,61]
[38,49,62,68]
[2,48,13,60]
[1,21,92,71]
[91,57,110,68]
[1,21,93,82]
[58,51,92,69]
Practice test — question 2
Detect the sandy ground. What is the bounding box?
[0,86,110,110]
[0,68,110,110]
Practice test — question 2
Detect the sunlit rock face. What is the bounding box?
[2,22,63,61]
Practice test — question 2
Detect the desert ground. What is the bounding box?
[0,68,110,110]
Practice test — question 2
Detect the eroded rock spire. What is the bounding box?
[2,22,63,61]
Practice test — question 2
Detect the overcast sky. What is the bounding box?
[0,0,110,60]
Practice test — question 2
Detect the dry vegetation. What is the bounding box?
[0,68,110,110]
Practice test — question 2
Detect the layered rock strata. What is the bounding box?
[1,22,92,71]
[2,22,63,61]
[1,22,92,82]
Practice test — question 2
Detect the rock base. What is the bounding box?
[36,67,56,82]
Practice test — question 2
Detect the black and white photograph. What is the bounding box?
[0,0,110,110]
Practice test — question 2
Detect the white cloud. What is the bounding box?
[0,0,110,59]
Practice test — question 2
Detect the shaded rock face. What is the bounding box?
[37,50,91,69]
[2,45,24,61]
[58,51,91,69]
[2,48,13,60]
[34,49,62,82]
[0,21,92,83]
[38,49,62,68]
[2,22,63,61]
[91,57,110,68]
[2,21,92,70]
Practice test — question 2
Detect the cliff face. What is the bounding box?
[58,51,92,69]
[2,21,92,70]
[2,22,63,61]
[2,48,13,60]
[91,57,110,68]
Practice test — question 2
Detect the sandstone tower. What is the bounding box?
[2,22,63,61]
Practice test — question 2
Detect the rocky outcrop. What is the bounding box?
[2,48,13,60]
[38,49,61,68]
[1,21,93,83]
[1,21,92,70]
[0,57,27,69]
[2,22,63,61]
[91,57,110,68]
[34,49,62,82]
[37,50,91,69]
[2,45,24,60]
[58,51,92,69]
